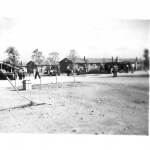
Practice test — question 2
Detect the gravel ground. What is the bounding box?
[0,75,149,135]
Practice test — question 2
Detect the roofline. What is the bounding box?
[59,58,73,63]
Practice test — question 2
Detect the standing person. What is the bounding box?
[71,66,74,76]
[67,65,71,76]
[77,66,80,75]
[22,69,25,80]
[83,65,86,74]
[18,70,22,80]
[81,66,83,74]
[57,65,60,76]
[126,64,129,73]
[35,67,41,79]
[100,63,102,73]
[110,64,113,74]
[131,63,135,73]
[113,64,118,77]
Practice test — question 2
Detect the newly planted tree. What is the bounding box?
[84,58,89,74]
[31,49,45,64]
[47,51,59,83]
[67,49,79,82]
[31,49,45,85]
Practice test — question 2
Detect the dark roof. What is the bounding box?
[76,58,85,63]
[2,62,21,70]
[86,58,104,63]
[59,58,84,63]
[86,58,143,63]
[59,58,72,63]
[118,58,143,63]
[82,58,112,63]
[59,57,143,64]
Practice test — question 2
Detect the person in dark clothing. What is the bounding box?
[126,64,129,73]
[77,67,80,75]
[100,63,104,73]
[18,71,22,80]
[35,67,41,79]
[57,66,60,75]
[22,70,25,79]
[83,65,86,74]
[67,65,71,76]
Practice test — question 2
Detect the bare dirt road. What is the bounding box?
[0,74,149,135]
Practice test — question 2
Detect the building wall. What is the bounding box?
[26,62,37,73]
[59,58,73,73]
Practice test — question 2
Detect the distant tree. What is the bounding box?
[67,49,79,82]
[67,49,79,64]
[31,49,45,82]
[5,46,20,86]
[47,51,59,83]
[31,49,45,64]
[5,46,20,67]
[143,49,149,71]
[47,51,59,65]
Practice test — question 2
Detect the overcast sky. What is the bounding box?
[0,1,149,63]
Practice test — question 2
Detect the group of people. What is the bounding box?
[28,62,137,79]
[112,64,118,77]
[67,65,73,76]
[14,69,26,80]
[34,66,60,79]
[66,65,87,76]
[77,66,87,75]
[18,70,25,80]
[112,62,136,77]
[14,67,41,80]
[125,63,135,73]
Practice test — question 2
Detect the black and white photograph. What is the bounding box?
[0,0,149,150]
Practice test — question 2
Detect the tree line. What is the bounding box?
[4,46,60,67]
[3,46,150,71]
[3,47,77,67]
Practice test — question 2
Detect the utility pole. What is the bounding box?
[13,55,16,87]
[112,57,113,63]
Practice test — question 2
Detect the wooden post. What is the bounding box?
[15,70,16,87]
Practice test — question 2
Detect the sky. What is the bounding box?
[0,0,149,63]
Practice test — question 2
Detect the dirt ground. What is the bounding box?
[0,75,149,135]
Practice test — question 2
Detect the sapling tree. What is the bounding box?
[31,49,45,85]
[31,49,45,64]
[67,49,79,82]
[47,51,59,83]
